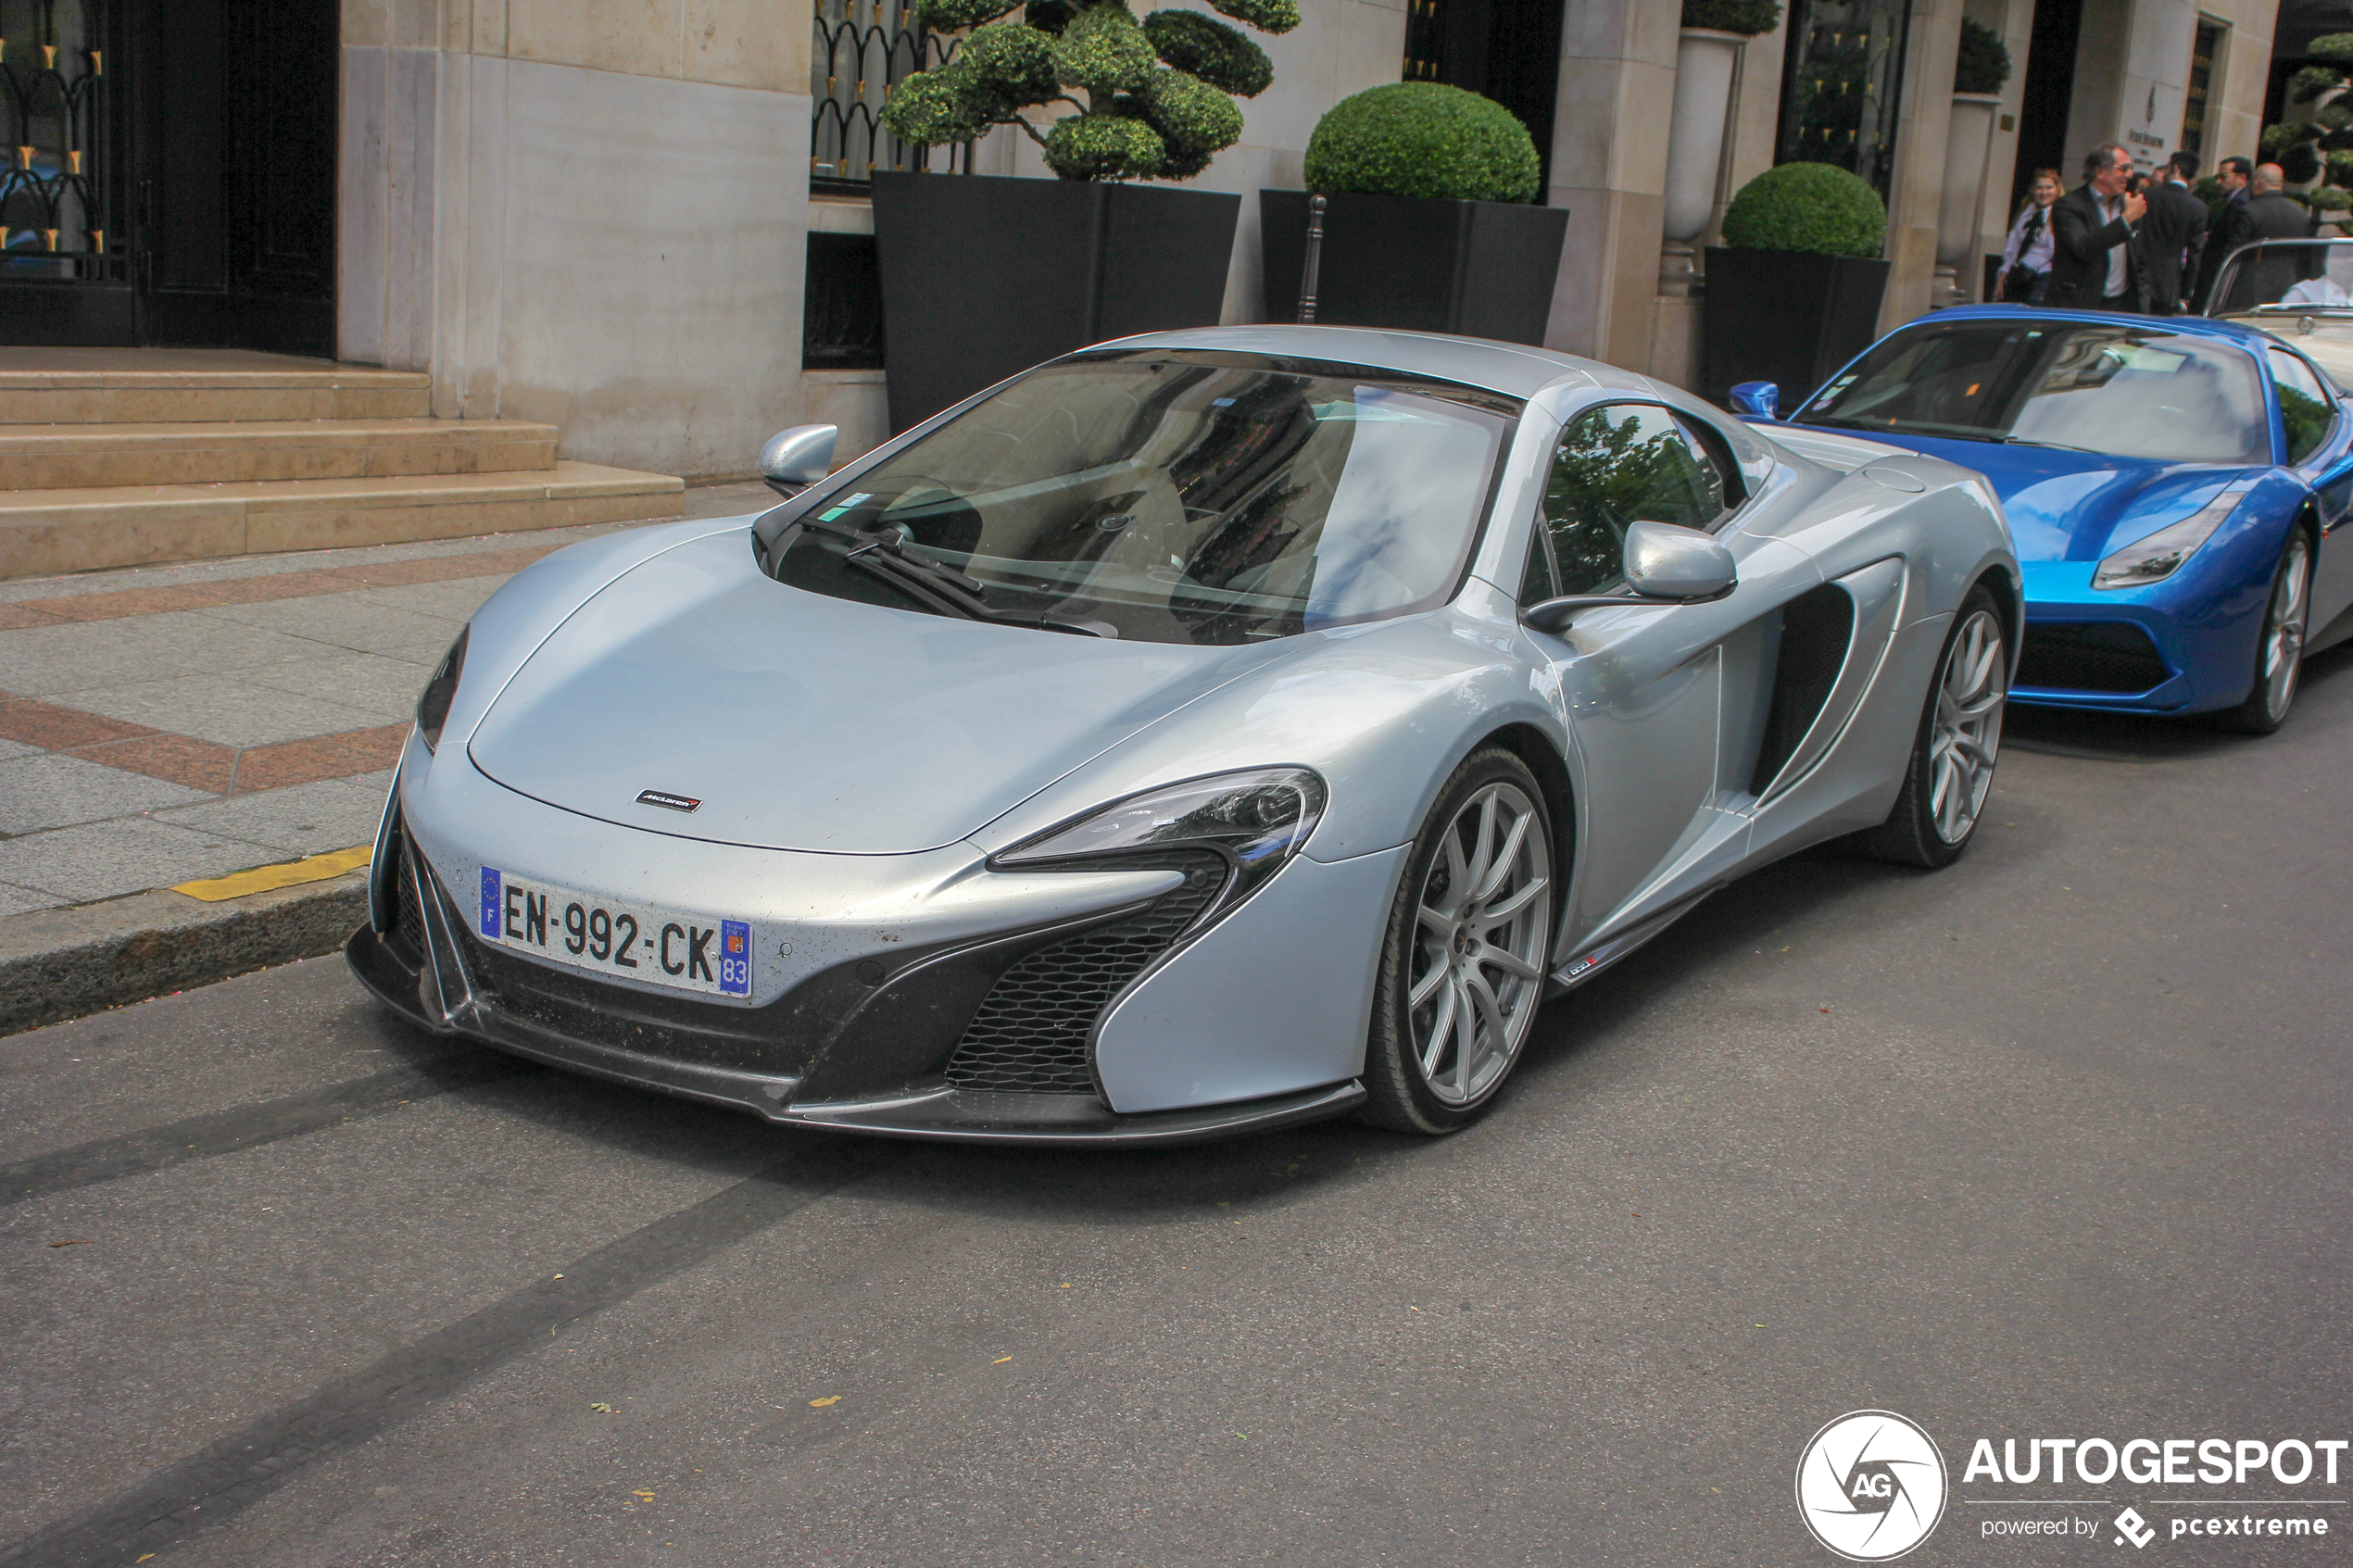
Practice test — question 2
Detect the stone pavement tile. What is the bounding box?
[193,593,468,659]
[0,752,217,835]
[0,736,35,759]
[0,692,154,749]
[0,612,323,695]
[0,817,276,903]
[232,722,409,794]
[0,880,63,916]
[75,732,239,793]
[353,767,396,797]
[155,778,385,857]
[59,673,390,748]
[238,650,430,721]
[341,577,509,624]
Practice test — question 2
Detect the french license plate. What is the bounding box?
[477,867,751,997]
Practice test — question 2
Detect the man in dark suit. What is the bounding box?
[2197,156,2255,307]
[2047,144,2146,311]
[2138,151,2209,313]
[2230,162,2323,306]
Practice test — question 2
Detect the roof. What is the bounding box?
[1090,324,1608,399]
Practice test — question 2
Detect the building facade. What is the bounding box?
[0,0,2286,481]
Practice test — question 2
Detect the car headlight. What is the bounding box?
[992,767,1327,910]
[2094,489,2248,589]
[415,626,470,752]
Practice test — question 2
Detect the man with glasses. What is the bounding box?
[2048,144,2146,311]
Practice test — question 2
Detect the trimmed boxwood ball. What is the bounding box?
[960,21,1059,111]
[1141,9,1272,97]
[917,0,1023,30]
[1680,0,1781,34]
[1124,69,1247,178]
[1209,0,1298,34]
[1304,82,1541,204]
[1955,19,2011,94]
[880,68,992,145]
[1720,161,1886,257]
[1051,3,1159,94]
[1045,112,1165,180]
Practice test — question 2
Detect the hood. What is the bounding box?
[1843,431,2256,563]
[466,528,1274,853]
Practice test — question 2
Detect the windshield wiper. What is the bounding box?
[1996,435,2105,454]
[795,516,1114,636]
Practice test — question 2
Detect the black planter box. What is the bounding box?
[1701,248,1891,410]
[1259,189,1568,345]
[870,170,1241,433]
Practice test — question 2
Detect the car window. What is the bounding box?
[1671,412,1741,518]
[1540,404,1724,596]
[1518,525,1560,609]
[2269,347,2335,465]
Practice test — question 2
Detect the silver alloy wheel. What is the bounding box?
[1407,781,1552,1106]
[2259,533,2313,722]
[1929,608,2007,846]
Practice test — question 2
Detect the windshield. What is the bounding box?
[755,351,1519,646]
[1793,320,2269,465]
[2210,239,2353,316]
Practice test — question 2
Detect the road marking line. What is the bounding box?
[172,845,372,902]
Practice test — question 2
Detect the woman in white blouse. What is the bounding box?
[1997,169,2062,304]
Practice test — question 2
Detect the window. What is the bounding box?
[2269,348,2335,465]
[1776,0,1916,201]
[2180,19,2226,167]
[1532,404,1730,598]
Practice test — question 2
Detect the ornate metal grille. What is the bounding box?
[0,0,111,276]
[811,0,970,193]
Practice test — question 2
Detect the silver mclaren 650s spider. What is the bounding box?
[350,326,2020,1145]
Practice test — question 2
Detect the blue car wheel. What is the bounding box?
[2214,531,2315,734]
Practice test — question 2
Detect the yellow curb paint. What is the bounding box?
[172,844,373,903]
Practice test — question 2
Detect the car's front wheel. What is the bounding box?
[1853,585,2007,869]
[2213,530,2313,735]
[1360,748,1555,1135]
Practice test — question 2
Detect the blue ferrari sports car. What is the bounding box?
[1729,306,2353,732]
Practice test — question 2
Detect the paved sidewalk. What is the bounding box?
[0,482,771,917]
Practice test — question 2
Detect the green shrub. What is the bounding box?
[2310,184,2353,211]
[1303,82,1541,204]
[1955,19,2010,94]
[883,0,1292,181]
[1719,161,1886,257]
[1680,0,1781,34]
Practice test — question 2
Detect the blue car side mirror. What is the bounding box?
[1728,381,1780,419]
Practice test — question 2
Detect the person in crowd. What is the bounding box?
[1997,169,2061,303]
[2225,162,2324,307]
[2137,150,2209,314]
[2047,144,2145,311]
[2196,156,2256,307]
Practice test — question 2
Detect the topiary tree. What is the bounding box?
[2263,34,2353,199]
[879,0,1293,181]
[1955,19,2010,94]
[1680,0,1781,33]
[1720,162,1887,257]
[1303,82,1539,203]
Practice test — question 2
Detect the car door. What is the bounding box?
[2270,345,2353,636]
[1516,401,1822,955]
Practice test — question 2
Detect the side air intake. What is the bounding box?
[1749,583,1856,797]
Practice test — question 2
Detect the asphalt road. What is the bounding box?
[6,647,2351,1568]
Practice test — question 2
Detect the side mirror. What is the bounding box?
[1727,381,1780,419]
[760,423,839,495]
[1521,520,1739,634]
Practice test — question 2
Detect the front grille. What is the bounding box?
[2016,622,2169,694]
[387,832,424,965]
[946,876,1222,1094]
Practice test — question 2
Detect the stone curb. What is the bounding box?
[0,870,370,1037]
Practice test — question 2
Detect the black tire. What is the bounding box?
[1360,747,1555,1135]
[1851,584,2008,870]
[2212,529,2313,735]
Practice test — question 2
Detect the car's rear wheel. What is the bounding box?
[1360,748,1554,1135]
[1852,585,2007,870]
[2213,530,2312,735]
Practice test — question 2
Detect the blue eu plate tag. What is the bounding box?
[479,867,501,938]
[718,920,752,996]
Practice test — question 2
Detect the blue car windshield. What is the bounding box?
[757,351,1519,646]
[1794,320,2270,465]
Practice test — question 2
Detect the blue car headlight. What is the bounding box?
[992,768,1327,909]
[2093,489,2248,589]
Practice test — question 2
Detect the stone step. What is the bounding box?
[0,418,561,490]
[0,461,685,580]
[0,347,431,424]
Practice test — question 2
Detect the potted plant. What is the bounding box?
[1936,19,2011,304]
[872,0,1296,433]
[1662,1,1782,294]
[1701,161,1888,408]
[1260,82,1567,345]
